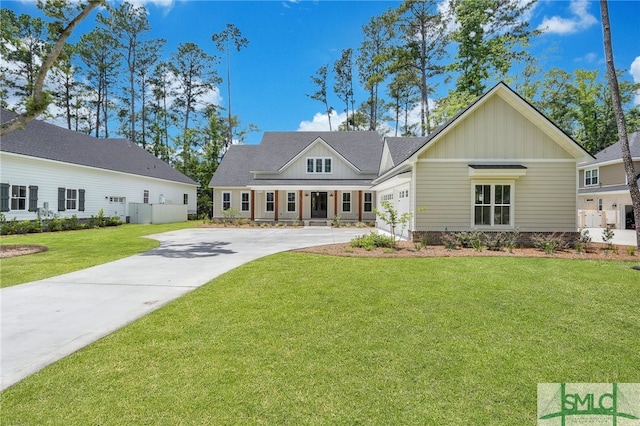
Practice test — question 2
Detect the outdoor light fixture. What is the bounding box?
[612,203,617,208]
[316,192,320,196]
[305,192,309,197]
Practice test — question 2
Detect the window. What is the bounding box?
[598,198,603,212]
[364,192,373,212]
[266,192,274,212]
[241,192,250,211]
[585,168,599,186]
[287,192,296,212]
[342,192,351,212]
[66,189,77,210]
[143,190,149,204]
[222,192,231,210]
[306,157,332,174]
[11,185,26,210]
[473,183,512,226]
[183,194,188,205]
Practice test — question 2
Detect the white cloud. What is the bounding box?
[630,56,640,105]
[537,0,597,35]
[298,110,346,132]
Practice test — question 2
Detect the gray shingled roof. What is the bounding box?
[210,131,383,188]
[385,137,428,166]
[582,132,640,166]
[253,131,383,172]
[1,109,198,186]
[209,145,257,187]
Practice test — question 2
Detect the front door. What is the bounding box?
[311,192,328,218]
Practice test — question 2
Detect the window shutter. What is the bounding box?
[28,186,39,212]
[58,187,66,211]
[0,183,9,212]
[79,189,85,212]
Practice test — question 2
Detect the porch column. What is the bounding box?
[358,190,363,222]
[334,190,338,217]
[250,190,255,221]
[274,191,279,221]
[298,190,303,221]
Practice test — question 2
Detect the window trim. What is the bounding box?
[306,157,333,174]
[241,192,250,212]
[471,181,515,228]
[286,191,296,213]
[66,188,78,211]
[10,185,27,211]
[222,192,231,211]
[584,168,599,186]
[265,191,275,212]
[143,190,149,204]
[342,192,351,213]
[363,192,373,212]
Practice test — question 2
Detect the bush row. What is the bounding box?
[0,210,121,235]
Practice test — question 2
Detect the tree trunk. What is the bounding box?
[600,0,640,248]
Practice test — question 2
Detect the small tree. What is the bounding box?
[374,200,414,247]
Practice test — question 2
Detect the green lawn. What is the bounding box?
[2,254,638,425]
[0,221,197,288]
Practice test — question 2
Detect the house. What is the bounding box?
[373,82,594,242]
[0,109,198,224]
[578,131,639,229]
[209,83,594,242]
[209,131,382,224]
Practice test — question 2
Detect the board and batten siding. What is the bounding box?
[422,95,574,161]
[265,142,361,180]
[1,153,196,221]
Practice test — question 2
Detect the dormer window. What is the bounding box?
[307,157,332,174]
[585,168,599,186]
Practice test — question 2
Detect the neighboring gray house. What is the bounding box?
[578,131,640,229]
[1,109,198,223]
[209,131,383,224]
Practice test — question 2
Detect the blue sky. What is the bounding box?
[4,0,640,145]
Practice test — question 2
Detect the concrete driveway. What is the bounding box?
[0,227,367,391]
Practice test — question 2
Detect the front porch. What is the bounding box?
[215,187,376,224]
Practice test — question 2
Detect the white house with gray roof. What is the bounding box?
[209,131,382,224]
[1,109,198,223]
[578,131,639,230]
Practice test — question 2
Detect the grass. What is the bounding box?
[2,254,638,425]
[0,221,197,288]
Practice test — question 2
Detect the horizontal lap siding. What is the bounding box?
[515,162,578,231]
[2,154,196,220]
[414,162,470,230]
[415,161,578,232]
[213,188,252,219]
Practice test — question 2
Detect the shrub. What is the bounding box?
[532,232,569,255]
[350,232,395,250]
[332,215,342,228]
[503,228,521,253]
[575,228,592,254]
[222,207,240,223]
[484,232,505,252]
[627,246,636,256]
[441,231,458,251]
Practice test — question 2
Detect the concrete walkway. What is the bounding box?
[585,228,638,246]
[0,227,366,391]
